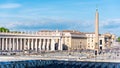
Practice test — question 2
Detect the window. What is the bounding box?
[92,40,93,42]
[100,40,102,45]
[88,39,89,42]
[88,43,90,45]
[80,45,81,48]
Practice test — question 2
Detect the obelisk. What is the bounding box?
[95,8,99,52]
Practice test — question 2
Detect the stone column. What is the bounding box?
[0,38,2,50]
[60,38,63,50]
[58,39,60,50]
[20,38,23,51]
[13,38,15,51]
[27,39,30,50]
[39,39,41,51]
[2,38,4,50]
[31,39,34,50]
[16,38,19,51]
[9,38,12,51]
[42,39,45,50]
[11,38,13,51]
[58,38,63,51]
[51,39,55,51]
[4,38,5,50]
[24,38,26,50]
[35,38,38,52]
[5,38,8,50]
[47,39,49,51]
[45,39,47,50]
[18,38,20,51]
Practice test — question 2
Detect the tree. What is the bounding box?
[117,37,120,42]
[0,27,9,32]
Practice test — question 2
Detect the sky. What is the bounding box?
[0,0,120,36]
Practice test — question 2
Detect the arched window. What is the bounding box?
[100,40,102,45]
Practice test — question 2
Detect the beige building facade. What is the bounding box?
[38,30,87,50]
[38,30,116,50]
[0,30,115,52]
[86,33,116,50]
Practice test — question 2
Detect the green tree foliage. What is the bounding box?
[117,37,120,42]
[0,27,9,32]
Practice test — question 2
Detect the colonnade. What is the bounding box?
[0,37,63,52]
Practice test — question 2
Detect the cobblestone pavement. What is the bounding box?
[0,50,120,62]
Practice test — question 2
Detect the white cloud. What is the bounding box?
[0,3,21,9]
[0,17,93,32]
[99,18,120,36]
[100,19,120,28]
[0,14,119,36]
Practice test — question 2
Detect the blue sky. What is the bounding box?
[0,0,120,36]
